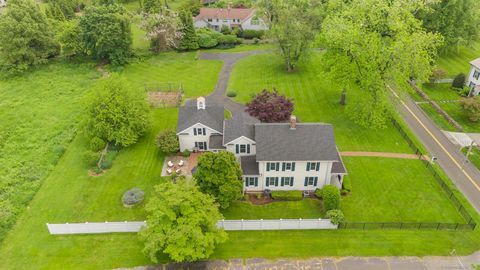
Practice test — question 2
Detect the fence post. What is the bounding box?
[400,223,403,230]
[260,219,263,230]
[241,219,244,230]
[436,223,440,230]
[280,218,283,230]
[363,223,366,230]
[455,223,459,231]
[298,218,302,229]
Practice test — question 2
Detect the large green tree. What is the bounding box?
[193,151,243,209]
[178,10,199,51]
[0,0,59,75]
[139,179,227,262]
[57,20,84,56]
[418,0,479,49]
[79,2,132,65]
[319,0,442,129]
[85,74,150,147]
[259,0,323,71]
[143,0,162,14]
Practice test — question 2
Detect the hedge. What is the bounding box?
[342,176,352,193]
[322,185,340,211]
[239,29,264,39]
[271,190,303,201]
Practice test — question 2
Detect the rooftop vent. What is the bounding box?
[197,97,206,110]
[290,115,297,130]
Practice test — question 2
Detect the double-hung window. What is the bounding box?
[266,162,279,171]
[282,162,295,171]
[235,144,250,154]
[474,70,480,80]
[266,177,278,187]
[304,176,318,186]
[245,177,258,187]
[194,127,206,136]
[281,177,294,186]
[306,162,320,171]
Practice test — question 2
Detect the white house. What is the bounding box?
[0,0,6,7]
[176,97,347,192]
[194,8,268,32]
[467,57,480,96]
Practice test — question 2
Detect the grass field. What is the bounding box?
[229,53,414,153]
[436,42,480,77]
[222,199,324,219]
[342,157,464,222]
[463,147,480,171]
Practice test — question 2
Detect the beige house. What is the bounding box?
[176,97,347,192]
[193,7,268,31]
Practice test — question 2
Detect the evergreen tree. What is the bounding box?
[178,10,199,50]
[0,0,60,75]
[46,3,66,21]
[143,0,162,14]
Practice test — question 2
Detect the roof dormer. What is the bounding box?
[197,96,206,110]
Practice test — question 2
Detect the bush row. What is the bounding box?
[271,190,303,201]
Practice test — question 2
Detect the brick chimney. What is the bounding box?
[197,96,206,110]
[290,115,297,130]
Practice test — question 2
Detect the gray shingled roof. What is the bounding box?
[255,123,339,161]
[223,113,259,144]
[241,155,260,175]
[471,58,480,69]
[331,151,347,174]
[209,135,226,149]
[176,98,224,134]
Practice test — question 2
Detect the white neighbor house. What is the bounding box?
[467,57,480,96]
[176,97,347,192]
[0,0,6,7]
[194,8,268,31]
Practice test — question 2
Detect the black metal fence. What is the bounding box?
[339,118,476,231]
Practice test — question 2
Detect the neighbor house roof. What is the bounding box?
[223,113,259,144]
[176,98,224,134]
[470,58,480,69]
[241,155,259,175]
[195,8,255,21]
[254,123,339,161]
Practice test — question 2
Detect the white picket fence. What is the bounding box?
[46,219,337,235]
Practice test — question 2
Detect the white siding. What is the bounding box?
[225,136,256,157]
[241,17,268,31]
[467,66,480,95]
[194,20,209,29]
[177,123,222,152]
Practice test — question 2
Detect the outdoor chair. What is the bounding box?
[166,168,173,174]
[167,161,174,167]
[178,160,184,167]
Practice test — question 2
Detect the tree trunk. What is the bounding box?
[340,88,347,105]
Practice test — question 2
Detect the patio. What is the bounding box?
[161,152,203,177]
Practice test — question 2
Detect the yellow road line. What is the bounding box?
[389,86,480,192]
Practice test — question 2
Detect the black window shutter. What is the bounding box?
[276,162,279,171]
[266,178,270,186]
[275,177,279,186]
[245,178,249,187]
[316,162,320,171]
[195,142,198,148]
[314,177,318,186]
[194,128,197,135]
[292,162,295,171]
[281,177,285,186]
[247,144,250,154]
[282,162,285,171]
[236,145,239,154]
[254,177,258,187]
[202,128,206,135]
[290,177,294,186]
[304,177,308,186]
[306,163,310,171]
[266,162,270,171]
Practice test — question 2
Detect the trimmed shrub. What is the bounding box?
[217,34,239,47]
[89,136,106,152]
[226,90,237,97]
[452,73,466,89]
[220,25,231,35]
[253,37,260,44]
[342,176,352,194]
[325,209,345,225]
[429,68,447,82]
[82,150,99,167]
[314,188,322,198]
[122,188,145,207]
[271,190,303,201]
[240,29,264,39]
[182,149,191,157]
[322,185,340,211]
[198,33,218,48]
[156,129,179,153]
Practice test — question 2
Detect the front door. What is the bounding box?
[195,141,207,151]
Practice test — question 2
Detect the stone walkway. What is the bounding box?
[340,151,429,160]
[117,252,480,269]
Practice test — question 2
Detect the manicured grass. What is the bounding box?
[0,108,176,270]
[439,102,480,132]
[418,103,455,131]
[229,53,414,153]
[131,15,149,51]
[436,42,480,77]
[222,199,323,219]
[117,52,223,98]
[421,83,461,101]
[0,59,100,241]
[204,43,275,53]
[463,147,480,171]
[341,157,464,223]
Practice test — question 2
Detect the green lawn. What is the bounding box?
[419,103,455,131]
[463,147,480,171]
[421,83,461,101]
[436,42,480,77]
[222,199,324,219]
[117,52,223,98]
[0,59,100,242]
[203,43,275,53]
[342,157,464,222]
[229,53,414,153]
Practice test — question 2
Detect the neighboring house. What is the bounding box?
[194,7,268,31]
[0,0,6,7]
[177,97,347,192]
[467,57,480,96]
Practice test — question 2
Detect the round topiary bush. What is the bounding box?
[122,188,145,207]
[325,209,345,225]
[226,90,237,97]
[322,185,340,211]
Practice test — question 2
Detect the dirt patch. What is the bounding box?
[95,61,110,78]
[88,169,106,177]
[148,91,181,107]
[246,193,274,205]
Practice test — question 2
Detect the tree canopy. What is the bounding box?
[0,0,59,75]
[178,10,199,51]
[259,0,323,71]
[85,74,150,147]
[193,151,243,209]
[139,179,227,262]
[142,10,182,52]
[79,2,132,65]
[461,97,480,122]
[245,89,294,122]
[319,0,442,129]
[143,0,163,13]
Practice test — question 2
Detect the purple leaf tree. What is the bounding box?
[245,89,294,122]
